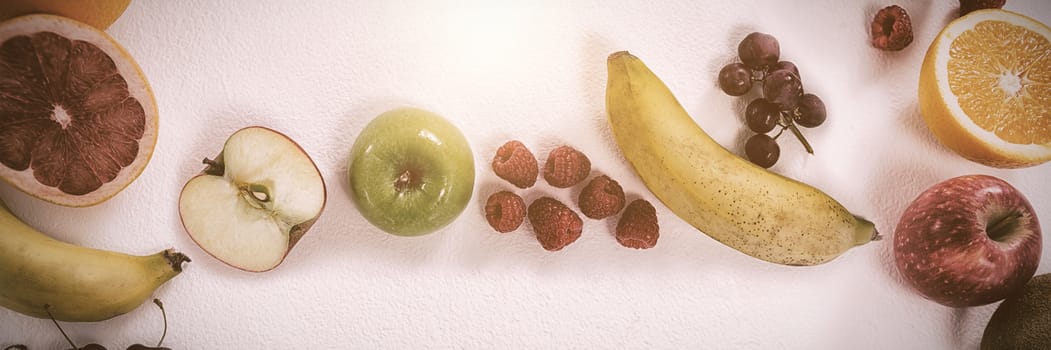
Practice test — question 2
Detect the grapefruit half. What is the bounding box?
[0,14,157,206]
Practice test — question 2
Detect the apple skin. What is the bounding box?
[894,174,1042,307]
[348,108,475,236]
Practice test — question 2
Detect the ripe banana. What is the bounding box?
[605,51,878,265]
[0,198,189,322]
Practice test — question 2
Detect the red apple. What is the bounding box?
[894,174,1042,307]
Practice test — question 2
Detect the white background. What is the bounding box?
[2,0,1051,348]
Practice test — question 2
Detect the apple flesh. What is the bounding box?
[894,174,1041,307]
[348,107,475,236]
[179,127,326,272]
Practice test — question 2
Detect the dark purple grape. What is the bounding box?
[745,133,780,168]
[763,69,803,110]
[718,63,753,96]
[738,32,780,70]
[795,93,826,128]
[745,98,780,133]
[771,61,800,80]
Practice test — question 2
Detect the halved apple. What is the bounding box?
[178,127,326,272]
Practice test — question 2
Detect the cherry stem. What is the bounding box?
[44,304,78,350]
[154,299,167,347]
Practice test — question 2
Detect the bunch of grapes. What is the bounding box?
[717,32,826,168]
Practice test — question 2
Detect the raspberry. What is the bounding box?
[492,140,538,189]
[543,146,591,188]
[485,191,526,233]
[959,0,1005,16]
[616,199,659,249]
[870,5,914,51]
[577,175,625,219]
[528,197,583,251]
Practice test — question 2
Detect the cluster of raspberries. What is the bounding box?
[484,140,659,251]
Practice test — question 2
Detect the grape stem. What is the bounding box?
[786,122,814,154]
[780,111,814,154]
[772,126,787,139]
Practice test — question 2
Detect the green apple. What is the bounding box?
[348,108,475,236]
[179,127,326,272]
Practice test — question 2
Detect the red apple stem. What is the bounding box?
[987,211,1024,242]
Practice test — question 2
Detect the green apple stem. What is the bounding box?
[393,169,419,193]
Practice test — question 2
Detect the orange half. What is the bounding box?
[919,9,1051,168]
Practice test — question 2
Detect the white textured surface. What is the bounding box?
[2,0,1051,348]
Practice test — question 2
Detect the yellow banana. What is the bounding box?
[605,51,878,265]
[0,198,189,322]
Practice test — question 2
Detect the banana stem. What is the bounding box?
[163,249,191,272]
[853,216,881,245]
